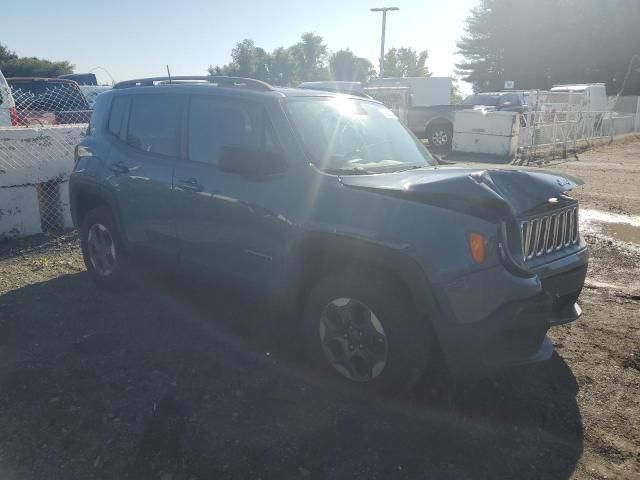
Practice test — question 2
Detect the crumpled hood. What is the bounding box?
[340,166,583,220]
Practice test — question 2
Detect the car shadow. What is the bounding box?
[0,271,583,480]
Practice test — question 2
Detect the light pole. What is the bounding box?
[371,6,399,79]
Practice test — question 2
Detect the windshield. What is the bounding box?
[285,97,435,173]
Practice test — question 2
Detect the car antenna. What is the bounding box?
[166,65,172,84]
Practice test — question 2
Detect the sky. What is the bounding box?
[3,0,478,93]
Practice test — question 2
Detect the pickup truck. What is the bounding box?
[409,92,528,148]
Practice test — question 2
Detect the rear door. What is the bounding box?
[105,93,186,261]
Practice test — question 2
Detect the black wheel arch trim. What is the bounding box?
[70,180,129,246]
[279,232,443,322]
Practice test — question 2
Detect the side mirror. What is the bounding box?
[218,146,286,178]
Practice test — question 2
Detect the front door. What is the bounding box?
[173,95,292,289]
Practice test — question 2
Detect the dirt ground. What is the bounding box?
[0,141,639,479]
[546,135,640,217]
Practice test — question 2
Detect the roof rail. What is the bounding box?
[113,75,274,91]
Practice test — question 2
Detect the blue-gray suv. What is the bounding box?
[70,76,588,391]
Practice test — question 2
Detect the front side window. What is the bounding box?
[285,97,435,174]
[126,95,184,157]
[188,96,276,165]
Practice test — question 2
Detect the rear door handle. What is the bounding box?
[177,178,203,192]
[108,161,130,174]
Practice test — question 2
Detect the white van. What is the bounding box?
[550,84,607,112]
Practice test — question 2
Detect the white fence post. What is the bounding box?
[635,96,640,132]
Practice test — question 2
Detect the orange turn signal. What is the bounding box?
[469,233,486,264]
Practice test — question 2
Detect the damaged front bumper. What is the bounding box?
[433,246,588,378]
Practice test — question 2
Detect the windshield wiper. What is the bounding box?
[367,164,427,173]
[323,166,376,175]
[394,164,425,172]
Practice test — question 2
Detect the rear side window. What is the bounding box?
[188,96,277,165]
[126,95,184,157]
[108,96,129,137]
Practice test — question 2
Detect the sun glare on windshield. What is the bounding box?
[328,97,368,117]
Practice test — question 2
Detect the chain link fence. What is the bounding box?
[518,91,640,163]
[0,71,93,236]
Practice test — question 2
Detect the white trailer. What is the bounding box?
[550,84,608,112]
[366,77,452,107]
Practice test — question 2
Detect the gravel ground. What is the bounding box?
[0,141,639,479]
[542,134,640,217]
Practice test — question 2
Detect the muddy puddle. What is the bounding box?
[580,209,640,245]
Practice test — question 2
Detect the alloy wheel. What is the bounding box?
[318,297,388,382]
[431,129,449,146]
[87,223,116,277]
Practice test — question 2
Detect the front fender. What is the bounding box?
[277,232,440,320]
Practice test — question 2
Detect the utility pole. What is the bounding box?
[371,7,399,79]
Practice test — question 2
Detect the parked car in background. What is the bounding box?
[59,73,98,86]
[407,91,529,148]
[463,91,529,113]
[70,75,588,392]
[79,85,112,109]
[5,77,92,126]
[406,103,473,148]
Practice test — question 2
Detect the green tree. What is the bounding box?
[0,42,73,77]
[383,48,430,77]
[208,33,334,85]
[456,0,640,95]
[268,47,298,86]
[208,39,271,82]
[0,43,17,64]
[450,80,465,104]
[291,32,329,82]
[329,49,375,82]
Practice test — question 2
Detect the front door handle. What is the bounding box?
[177,178,203,192]
[108,161,130,174]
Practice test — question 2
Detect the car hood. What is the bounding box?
[339,166,583,220]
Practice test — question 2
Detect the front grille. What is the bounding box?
[521,205,579,262]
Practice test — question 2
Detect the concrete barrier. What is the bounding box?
[452,110,520,157]
[0,125,83,238]
[0,125,84,185]
[0,185,42,237]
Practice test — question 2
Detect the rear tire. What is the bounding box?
[427,123,453,149]
[80,207,130,291]
[303,270,431,393]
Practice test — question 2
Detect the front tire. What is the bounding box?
[303,270,431,393]
[80,207,129,291]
